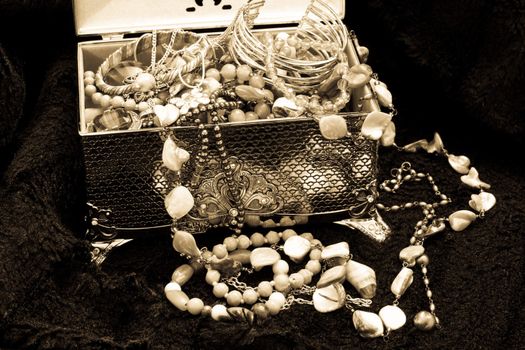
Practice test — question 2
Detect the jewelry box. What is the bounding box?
[75,0,390,242]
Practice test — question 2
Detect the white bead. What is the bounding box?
[211,304,229,321]
[187,298,204,315]
[269,292,286,307]
[213,283,229,298]
[265,299,281,315]
[352,310,384,338]
[250,233,265,247]
[223,237,238,251]
[250,247,281,270]
[257,281,273,297]
[449,210,477,231]
[165,287,189,311]
[391,267,414,297]
[273,274,290,292]
[313,283,346,313]
[272,260,289,275]
[237,235,251,249]
[306,260,322,275]
[212,244,228,259]
[226,290,242,306]
[379,305,406,331]
[165,186,194,220]
[299,269,313,284]
[289,273,305,289]
[205,269,221,285]
[309,249,322,260]
[321,242,349,260]
[469,192,496,212]
[242,289,259,305]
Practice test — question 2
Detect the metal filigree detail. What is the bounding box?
[348,182,379,217]
[191,157,283,225]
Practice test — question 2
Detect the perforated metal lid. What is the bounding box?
[73,0,345,37]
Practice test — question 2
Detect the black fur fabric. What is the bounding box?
[0,1,523,349]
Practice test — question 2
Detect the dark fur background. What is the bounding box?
[0,1,523,349]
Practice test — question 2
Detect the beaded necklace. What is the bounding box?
[163,125,495,337]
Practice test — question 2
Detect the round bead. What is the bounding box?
[287,36,298,47]
[211,304,229,321]
[236,65,252,81]
[299,269,313,284]
[212,244,228,259]
[220,64,237,81]
[257,281,273,297]
[249,75,265,89]
[223,237,238,251]
[273,274,290,292]
[237,235,251,249]
[250,233,266,247]
[300,232,314,241]
[254,103,271,118]
[84,70,95,78]
[269,292,286,307]
[289,273,305,289]
[245,111,259,121]
[252,303,269,320]
[205,269,221,285]
[187,298,204,315]
[206,68,221,81]
[272,260,289,275]
[111,96,125,108]
[99,95,112,108]
[228,109,245,122]
[265,300,281,315]
[426,290,433,298]
[134,72,156,92]
[243,289,259,305]
[84,77,95,86]
[213,282,229,298]
[306,260,322,275]
[309,249,322,260]
[124,99,136,111]
[266,231,280,244]
[226,290,243,306]
[282,229,297,241]
[84,85,97,97]
[414,311,436,331]
[91,92,103,104]
[310,239,322,248]
[138,101,150,112]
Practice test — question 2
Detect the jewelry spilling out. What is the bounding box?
[83,0,496,339]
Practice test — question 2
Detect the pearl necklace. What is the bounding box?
[163,130,496,337]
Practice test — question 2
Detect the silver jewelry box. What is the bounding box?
[75,0,390,242]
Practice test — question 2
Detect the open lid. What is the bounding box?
[74,0,345,37]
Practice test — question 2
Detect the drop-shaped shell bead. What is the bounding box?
[380,121,396,147]
[162,137,190,172]
[250,247,281,270]
[321,242,350,260]
[272,97,301,118]
[165,186,194,219]
[317,265,346,288]
[461,167,491,190]
[283,235,311,263]
[469,192,496,212]
[379,305,406,331]
[357,46,369,62]
[449,210,477,231]
[319,114,348,140]
[154,104,180,127]
[361,111,392,140]
[399,245,425,267]
[345,64,373,88]
[345,260,377,298]
[172,230,201,257]
[391,267,414,297]
[312,283,346,313]
[425,133,445,154]
[352,310,384,338]
[373,83,393,107]
[448,154,471,174]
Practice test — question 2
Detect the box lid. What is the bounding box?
[74,0,345,37]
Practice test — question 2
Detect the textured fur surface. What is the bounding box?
[0,1,523,349]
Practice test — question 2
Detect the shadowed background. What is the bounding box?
[0,1,523,349]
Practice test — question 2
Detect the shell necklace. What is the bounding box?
[163,130,496,337]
